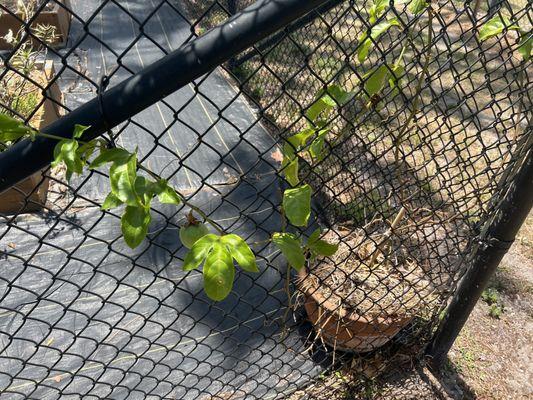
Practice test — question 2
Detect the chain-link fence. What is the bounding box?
[0,0,531,398]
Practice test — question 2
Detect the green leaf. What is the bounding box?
[408,0,428,15]
[357,18,400,63]
[309,129,329,162]
[282,143,299,187]
[76,140,100,164]
[121,205,151,248]
[311,240,339,256]
[369,0,390,23]
[52,139,83,180]
[180,223,209,249]
[157,182,182,205]
[0,113,34,143]
[272,232,305,271]
[518,31,532,61]
[284,158,299,187]
[364,64,391,96]
[307,229,338,257]
[183,233,219,271]
[287,128,315,149]
[306,85,354,123]
[308,228,321,245]
[89,147,131,169]
[478,15,519,42]
[72,124,90,139]
[388,63,405,90]
[109,153,139,206]
[357,34,372,64]
[101,192,123,210]
[203,242,235,301]
[307,228,338,257]
[323,84,355,106]
[221,234,259,272]
[306,97,335,122]
[283,184,312,227]
[134,176,155,206]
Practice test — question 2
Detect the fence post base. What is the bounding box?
[426,152,533,369]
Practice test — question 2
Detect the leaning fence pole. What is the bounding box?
[0,0,333,194]
[427,149,533,368]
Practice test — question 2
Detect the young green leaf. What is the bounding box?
[308,235,338,257]
[101,192,123,210]
[109,153,139,206]
[368,0,390,24]
[89,147,131,169]
[357,18,400,63]
[284,158,299,187]
[121,205,151,248]
[306,85,354,123]
[518,31,532,61]
[77,140,102,164]
[282,143,299,187]
[156,182,182,205]
[52,139,83,180]
[72,124,90,139]
[221,234,259,272]
[324,84,355,106]
[408,0,428,15]
[283,184,312,227]
[202,243,235,301]
[306,96,335,123]
[307,228,321,245]
[272,232,305,271]
[287,128,315,149]
[0,113,34,143]
[478,15,519,42]
[133,175,154,206]
[388,63,405,90]
[183,233,219,271]
[311,240,339,257]
[309,129,329,162]
[364,64,391,97]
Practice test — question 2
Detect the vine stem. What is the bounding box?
[391,6,434,208]
[393,7,434,165]
[137,164,225,234]
[36,131,89,144]
[30,128,225,235]
[368,206,406,269]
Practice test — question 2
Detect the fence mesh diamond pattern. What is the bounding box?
[0,0,531,398]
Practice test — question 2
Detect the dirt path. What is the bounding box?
[444,212,533,399]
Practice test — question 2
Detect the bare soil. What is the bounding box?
[304,222,438,319]
[443,212,533,399]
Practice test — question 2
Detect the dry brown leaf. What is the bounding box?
[270,148,283,163]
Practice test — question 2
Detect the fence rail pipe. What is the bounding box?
[427,150,533,368]
[233,0,345,67]
[0,0,332,194]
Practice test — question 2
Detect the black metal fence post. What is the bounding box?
[427,149,533,368]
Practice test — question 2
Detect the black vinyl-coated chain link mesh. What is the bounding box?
[0,0,531,398]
